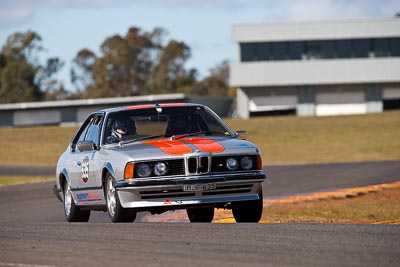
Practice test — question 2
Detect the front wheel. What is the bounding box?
[187,207,214,222]
[105,174,136,223]
[232,186,263,223]
[63,181,90,222]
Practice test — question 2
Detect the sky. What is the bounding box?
[0,0,399,92]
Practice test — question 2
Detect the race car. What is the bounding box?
[54,103,266,223]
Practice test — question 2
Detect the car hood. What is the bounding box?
[105,136,259,160]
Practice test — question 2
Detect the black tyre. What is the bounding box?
[63,180,90,222]
[105,173,136,223]
[187,207,215,222]
[232,186,263,223]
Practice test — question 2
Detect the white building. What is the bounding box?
[230,18,400,118]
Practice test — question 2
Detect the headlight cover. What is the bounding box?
[226,157,239,171]
[240,156,253,170]
[136,163,152,177]
[154,162,168,176]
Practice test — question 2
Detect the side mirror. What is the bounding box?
[77,140,97,152]
[235,130,248,140]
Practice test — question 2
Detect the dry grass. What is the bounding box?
[0,125,78,165]
[0,110,399,165]
[261,188,400,223]
[226,110,400,165]
[0,176,54,186]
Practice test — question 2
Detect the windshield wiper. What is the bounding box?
[120,134,165,146]
[171,131,212,140]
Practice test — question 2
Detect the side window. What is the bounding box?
[84,115,103,148]
[72,114,103,151]
[76,120,92,144]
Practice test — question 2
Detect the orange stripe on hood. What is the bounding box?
[182,138,224,153]
[142,140,193,155]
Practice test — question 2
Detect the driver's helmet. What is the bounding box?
[111,117,136,140]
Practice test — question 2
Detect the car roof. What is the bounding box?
[99,103,205,114]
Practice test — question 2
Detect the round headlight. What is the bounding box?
[154,162,168,176]
[240,156,253,170]
[226,157,239,171]
[136,163,152,177]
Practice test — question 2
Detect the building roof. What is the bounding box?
[0,93,186,111]
[232,18,400,42]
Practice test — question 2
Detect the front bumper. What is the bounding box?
[114,171,266,209]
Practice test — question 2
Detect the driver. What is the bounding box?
[166,113,192,136]
[108,116,136,143]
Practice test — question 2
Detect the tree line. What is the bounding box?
[0,27,234,103]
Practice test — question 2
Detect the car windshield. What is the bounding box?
[102,105,234,145]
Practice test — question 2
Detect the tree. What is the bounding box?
[151,40,194,94]
[193,60,235,97]
[0,60,40,102]
[71,48,96,93]
[0,30,64,103]
[70,26,199,98]
[71,27,167,98]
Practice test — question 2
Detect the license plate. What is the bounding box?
[183,183,216,192]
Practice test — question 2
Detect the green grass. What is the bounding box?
[0,176,54,186]
[0,110,399,166]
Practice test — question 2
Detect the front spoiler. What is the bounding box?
[114,171,266,188]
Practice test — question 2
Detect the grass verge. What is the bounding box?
[261,188,400,223]
[214,187,400,223]
[0,176,54,186]
[226,110,400,164]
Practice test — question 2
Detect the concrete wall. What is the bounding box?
[236,83,399,118]
[230,58,400,87]
[0,94,233,127]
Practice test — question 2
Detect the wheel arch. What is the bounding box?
[59,169,72,193]
[102,162,115,189]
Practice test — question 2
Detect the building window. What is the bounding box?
[240,43,256,61]
[353,39,370,58]
[288,41,303,60]
[305,41,320,59]
[390,38,400,57]
[337,40,352,58]
[270,42,287,60]
[256,43,270,61]
[239,37,400,62]
[319,40,336,59]
[373,38,390,57]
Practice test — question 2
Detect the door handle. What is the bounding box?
[77,161,82,166]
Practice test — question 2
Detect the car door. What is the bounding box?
[68,116,93,189]
[76,114,103,189]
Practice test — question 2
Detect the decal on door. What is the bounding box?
[81,156,90,183]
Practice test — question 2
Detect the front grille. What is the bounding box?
[202,184,253,196]
[187,156,209,174]
[167,159,185,176]
[140,189,196,200]
[139,184,254,200]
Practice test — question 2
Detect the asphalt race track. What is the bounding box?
[0,161,399,266]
